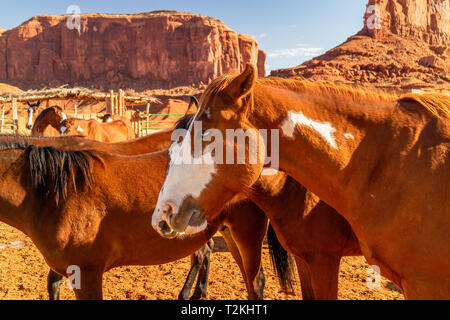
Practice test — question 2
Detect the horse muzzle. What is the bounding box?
[163,196,206,235]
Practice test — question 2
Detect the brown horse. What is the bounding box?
[1,132,225,300]
[28,105,66,136]
[153,63,450,299]
[153,115,362,300]
[0,136,272,300]
[29,105,135,142]
[59,118,135,142]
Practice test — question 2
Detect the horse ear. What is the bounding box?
[226,63,257,100]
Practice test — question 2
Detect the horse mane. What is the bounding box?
[175,113,196,130]
[26,145,102,205]
[0,137,102,205]
[398,94,450,119]
[200,72,449,119]
[260,77,450,119]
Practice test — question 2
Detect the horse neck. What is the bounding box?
[249,83,401,214]
[33,112,62,134]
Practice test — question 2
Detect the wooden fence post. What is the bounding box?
[114,94,119,116]
[146,103,150,135]
[12,98,18,132]
[119,89,125,116]
[108,90,114,115]
[0,105,4,133]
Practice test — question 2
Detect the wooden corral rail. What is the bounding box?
[0,87,159,106]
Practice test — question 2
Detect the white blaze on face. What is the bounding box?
[152,113,217,234]
[281,111,338,149]
[106,118,113,123]
[62,112,67,120]
[60,126,67,135]
[27,108,34,127]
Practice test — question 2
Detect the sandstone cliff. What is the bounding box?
[271,0,449,91]
[0,11,266,90]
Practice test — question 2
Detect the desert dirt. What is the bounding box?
[0,222,404,300]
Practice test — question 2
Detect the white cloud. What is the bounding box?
[267,47,324,58]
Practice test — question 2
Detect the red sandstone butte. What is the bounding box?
[271,0,449,91]
[0,11,266,90]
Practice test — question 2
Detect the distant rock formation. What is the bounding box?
[271,0,449,91]
[0,11,266,90]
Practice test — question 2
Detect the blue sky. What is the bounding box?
[0,0,367,72]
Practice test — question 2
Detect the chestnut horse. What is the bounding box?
[29,105,135,142]
[0,137,274,300]
[1,132,226,300]
[153,64,450,299]
[28,105,66,136]
[153,115,362,300]
[59,118,135,142]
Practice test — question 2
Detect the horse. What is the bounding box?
[28,105,67,136]
[29,105,135,142]
[153,115,362,300]
[2,130,215,300]
[0,136,278,300]
[59,118,135,142]
[152,63,450,299]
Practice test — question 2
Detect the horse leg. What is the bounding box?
[402,277,449,300]
[190,239,214,300]
[305,253,341,300]
[222,219,267,300]
[293,256,315,300]
[72,269,103,300]
[178,246,206,300]
[47,269,64,300]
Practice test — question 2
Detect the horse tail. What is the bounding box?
[267,223,296,294]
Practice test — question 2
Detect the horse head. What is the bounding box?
[26,101,41,129]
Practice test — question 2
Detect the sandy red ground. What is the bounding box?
[0,222,403,300]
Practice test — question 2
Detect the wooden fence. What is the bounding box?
[0,88,188,137]
[0,99,18,134]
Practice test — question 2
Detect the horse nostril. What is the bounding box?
[157,220,177,238]
[158,221,169,233]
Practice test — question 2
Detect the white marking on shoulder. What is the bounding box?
[77,126,84,133]
[106,118,113,123]
[281,111,338,149]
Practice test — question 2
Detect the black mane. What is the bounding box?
[0,136,101,204]
[26,145,100,205]
[175,113,195,130]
